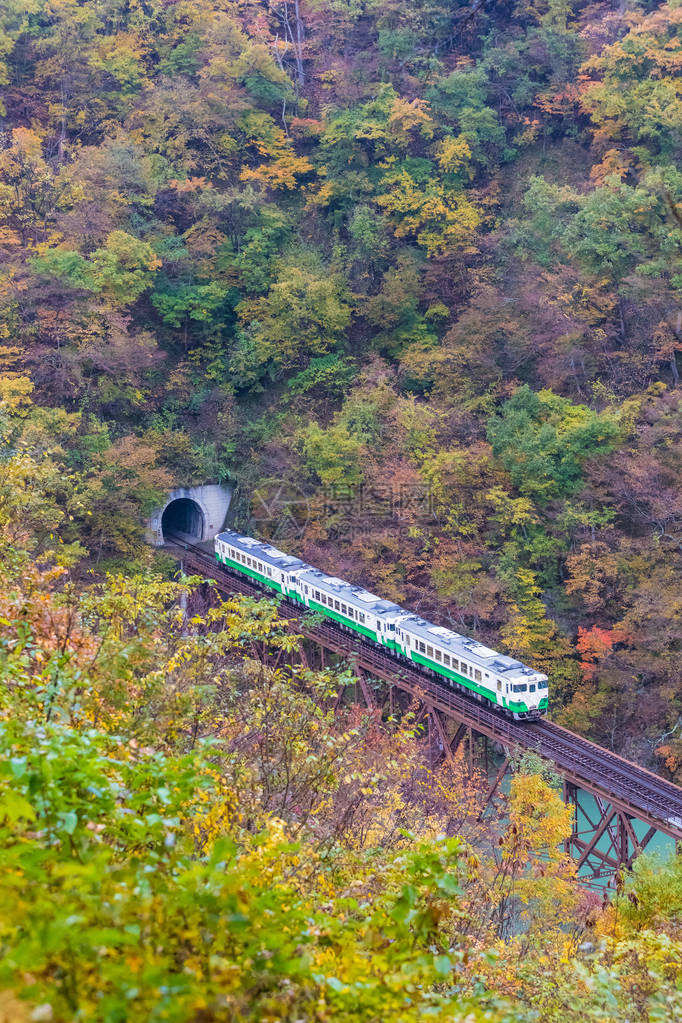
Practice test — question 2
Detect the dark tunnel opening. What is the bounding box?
[161,498,205,541]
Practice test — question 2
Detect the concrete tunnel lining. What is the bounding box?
[146,484,233,546]
[161,497,206,541]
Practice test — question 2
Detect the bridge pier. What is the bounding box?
[560,784,661,882]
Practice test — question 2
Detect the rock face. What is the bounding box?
[146,485,233,546]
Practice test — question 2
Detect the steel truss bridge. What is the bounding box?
[166,537,682,884]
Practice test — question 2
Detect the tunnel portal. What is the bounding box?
[161,497,205,541]
[146,484,232,546]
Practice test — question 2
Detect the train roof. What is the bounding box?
[217,529,308,572]
[398,615,542,678]
[298,566,404,618]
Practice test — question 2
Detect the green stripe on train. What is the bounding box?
[216,553,283,593]
[409,651,530,714]
[307,599,389,645]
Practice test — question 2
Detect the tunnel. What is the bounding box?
[161,497,205,542]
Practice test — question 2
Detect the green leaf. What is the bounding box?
[60,810,78,835]
[1,790,36,823]
[434,954,453,976]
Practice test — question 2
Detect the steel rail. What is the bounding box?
[166,536,682,842]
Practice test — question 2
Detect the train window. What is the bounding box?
[452,659,459,671]
[529,685,536,693]
[426,645,433,658]
[474,669,482,682]
[497,680,502,691]
[435,649,442,662]
[539,680,548,689]
[335,600,340,611]
[443,654,450,667]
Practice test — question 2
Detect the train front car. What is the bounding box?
[395,615,549,718]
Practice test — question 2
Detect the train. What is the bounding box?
[214,528,549,719]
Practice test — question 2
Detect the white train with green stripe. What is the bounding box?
[215,529,549,719]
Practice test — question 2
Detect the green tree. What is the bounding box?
[487,385,620,505]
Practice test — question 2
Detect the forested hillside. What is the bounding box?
[2,2,682,1016]
[1,0,682,771]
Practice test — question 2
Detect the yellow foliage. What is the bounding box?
[376,169,480,255]
[0,372,33,410]
[436,135,472,174]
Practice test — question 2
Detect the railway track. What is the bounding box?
[165,535,682,841]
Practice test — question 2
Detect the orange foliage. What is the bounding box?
[576,625,628,679]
